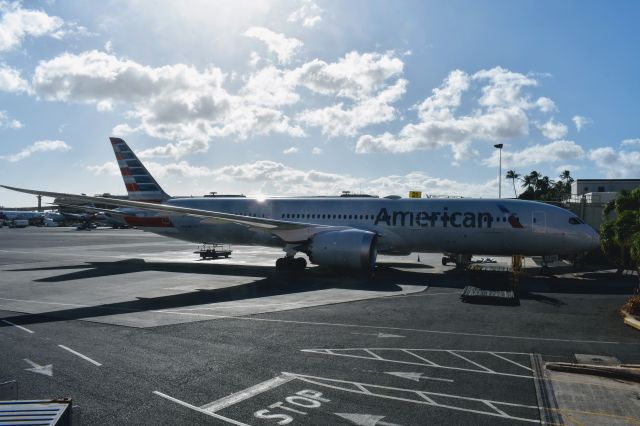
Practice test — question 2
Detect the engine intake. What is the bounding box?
[308,229,377,271]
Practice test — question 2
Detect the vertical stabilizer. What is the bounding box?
[110,137,171,202]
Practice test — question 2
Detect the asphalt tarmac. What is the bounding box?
[0,227,638,425]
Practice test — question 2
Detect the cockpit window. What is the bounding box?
[568,217,584,225]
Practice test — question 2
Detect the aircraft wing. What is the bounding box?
[1,185,350,243]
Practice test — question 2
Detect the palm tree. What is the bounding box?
[505,170,520,198]
[520,171,541,199]
[558,170,574,197]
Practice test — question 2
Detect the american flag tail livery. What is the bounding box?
[110,137,171,203]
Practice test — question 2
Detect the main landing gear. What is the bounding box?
[441,253,472,268]
[276,256,307,271]
[276,243,308,271]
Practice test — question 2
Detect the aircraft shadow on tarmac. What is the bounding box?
[1,259,414,327]
[1,260,637,327]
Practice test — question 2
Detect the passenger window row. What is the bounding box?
[280,213,373,221]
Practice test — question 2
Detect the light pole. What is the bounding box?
[494,144,503,199]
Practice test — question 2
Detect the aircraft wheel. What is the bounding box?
[441,256,449,266]
[295,257,307,270]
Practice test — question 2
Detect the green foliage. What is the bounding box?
[516,170,573,201]
[600,188,640,270]
[622,295,640,316]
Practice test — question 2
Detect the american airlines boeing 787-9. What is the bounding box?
[2,138,600,273]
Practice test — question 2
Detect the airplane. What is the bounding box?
[1,137,600,273]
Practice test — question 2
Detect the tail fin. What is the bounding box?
[110,137,171,202]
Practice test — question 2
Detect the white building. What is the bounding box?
[571,179,640,197]
[565,179,640,230]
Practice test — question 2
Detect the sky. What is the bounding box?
[0,0,639,207]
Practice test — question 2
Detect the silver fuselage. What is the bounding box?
[138,197,599,256]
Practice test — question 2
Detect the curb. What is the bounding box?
[624,315,640,330]
[545,362,640,383]
[621,309,640,331]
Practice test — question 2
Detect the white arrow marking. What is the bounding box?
[352,332,405,338]
[23,358,53,377]
[386,371,453,383]
[335,412,403,426]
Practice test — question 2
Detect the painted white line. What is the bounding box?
[1,319,34,334]
[200,374,294,412]
[416,392,437,405]
[386,371,453,383]
[57,345,102,366]
[301,348,531,379]
[286,372,540,423]
[483,401,509,417]
[490,352,533,372]
[401,349,439,366]
[364,349,384,360]
[153,391,249,426]
[447,350,495,372]
[154,310,628,345]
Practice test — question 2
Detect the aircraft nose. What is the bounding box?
[590,230,601,251]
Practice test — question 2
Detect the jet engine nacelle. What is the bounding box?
[308,229,377,271]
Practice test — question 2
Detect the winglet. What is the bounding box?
[110,137,171,203]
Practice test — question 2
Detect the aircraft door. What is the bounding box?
[532,210,546,233]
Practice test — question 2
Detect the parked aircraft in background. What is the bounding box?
[0,209,66,226]
[1,137,600,273]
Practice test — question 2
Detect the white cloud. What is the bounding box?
[295,51,404,100]
[240,65,299,107]
[33,50,305,157]
[367,173,497,198]
[243,27,303,64]
[535,97,556,113]
[0,110,21,129]
[572,115,592,132]
[87,158,497,198]
[554,164,579,175]
[620,138,640,147]
[298,78,407,137]
[473,66,537,109]
[356,106,528,160]
[86,161,119,176]
[537,119,568,140]
[33,50,226,105]
[356,67,541,160]
[0,140,70,162]
[32,49,412,158]
[137,139,209,158]
[248,51,261,68]
[589,146,640,178]
[283,146,299,154]
[0,64,29,93]
[311,147,322,154]
[0,2,85,52]
[287,0,323,28]
[482,140,585,168]
[417,69,469,121]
